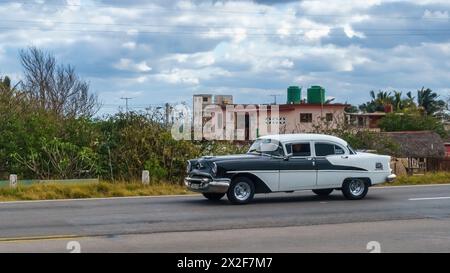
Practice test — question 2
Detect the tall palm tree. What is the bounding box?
[375,91,393,106]
[417,87,445,116]
[393,91,403,111]
[403,91,416,109]
[359,90,393,113]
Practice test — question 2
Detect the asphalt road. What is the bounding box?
[1,184,450,252]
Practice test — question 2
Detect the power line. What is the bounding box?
[1,19,450,32]
[0,0,449,20]
[0,26,449,37]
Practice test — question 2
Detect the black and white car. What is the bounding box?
[185,134,396,204]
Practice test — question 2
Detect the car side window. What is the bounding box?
[334,145,345,155]
[290,143,311,157]
[315,143,346,156]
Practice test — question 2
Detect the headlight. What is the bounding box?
[186,161,192,173]
[211,162,218,175]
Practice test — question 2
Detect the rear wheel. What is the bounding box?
[227,177,255,205]
[342,178,369,200]
[202,193,225,201]
[312,189,334,196]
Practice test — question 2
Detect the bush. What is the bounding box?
[379,111,447,138]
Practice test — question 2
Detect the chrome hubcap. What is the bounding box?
[234,182,251,201]
[349,179,365,196]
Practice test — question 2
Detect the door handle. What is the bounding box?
[341,156,349,159]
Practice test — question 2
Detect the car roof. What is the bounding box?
[258,134,348,146]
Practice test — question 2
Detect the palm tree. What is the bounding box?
[403,91,416,109]
[417,87,446,116]
[393,91,403,111]
[360,90,393,112]
[392,91,418,111]
[375,91,393,106]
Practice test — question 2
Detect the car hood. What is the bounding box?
[199,154,263,163]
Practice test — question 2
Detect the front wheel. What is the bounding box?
[202,193,225,201]
[342,178,369,200]
[312,189,334,196]
[227,177,255,205]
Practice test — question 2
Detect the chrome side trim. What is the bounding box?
[227,170,278,174]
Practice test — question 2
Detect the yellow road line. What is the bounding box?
[0,234,82,243]
[0,194,200,204]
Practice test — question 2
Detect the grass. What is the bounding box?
[381,172,450,186]
[0,172,449,202]
[0,181,192,202]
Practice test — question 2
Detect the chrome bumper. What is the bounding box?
[184,177,231,193]
[386,174,397,183]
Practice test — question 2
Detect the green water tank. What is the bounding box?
[287,86,301,104]
[307,86,326,104]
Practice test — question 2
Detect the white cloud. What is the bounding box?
[154,67,231,85]
[299,0,382,14]
[0,0,450,110]
[280,59,295,69]
[66,0,81,11]
[167,52,216,67]
[155,69,200,85]
[122,42,137,50]
[114,58,152,73]
[126,29,139,36]
[423,9,449,20]
[304,28,330,41]
[343,24,365,39]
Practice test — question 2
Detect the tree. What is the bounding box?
[392,91,416,112]
[359,90,393,113]
[379,109,447,138]
[0,76,11,89]
[344,105,358,113]
[417,87,446,116]
[12,137,99,179]
[447,95,450,112]
[20,47,99,118]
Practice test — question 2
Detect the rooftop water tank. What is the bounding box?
[307,86,326,104]
[287,86,301,104]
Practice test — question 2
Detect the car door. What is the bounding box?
[314,142,351,188]
[279,142,317,191]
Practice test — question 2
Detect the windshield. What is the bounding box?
[347,145,356,155]
[248,139,284,157]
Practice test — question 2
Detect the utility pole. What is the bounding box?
[269,94,281,105]
[165,103,172,126]
[120,97,133,113]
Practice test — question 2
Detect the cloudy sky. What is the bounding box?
[0,0,449,114]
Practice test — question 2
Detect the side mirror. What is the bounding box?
[284,153,293,161]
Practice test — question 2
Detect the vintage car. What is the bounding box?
[185,134,396,204]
